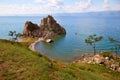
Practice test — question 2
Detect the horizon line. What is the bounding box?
[0,10,120,16]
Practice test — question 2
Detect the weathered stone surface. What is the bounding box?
[23,21,41,38]
[117,67,120,72]
[23,15,66,40]
[93,54,104,64]
[46,39,53,43]
[39,15,66,39]
[75,54,120,72]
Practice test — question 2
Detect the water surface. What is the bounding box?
[0,16,120,62]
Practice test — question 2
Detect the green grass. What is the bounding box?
[0,39,120,80]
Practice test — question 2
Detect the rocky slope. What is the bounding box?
[23,15,66,40]
[74,54,120,72]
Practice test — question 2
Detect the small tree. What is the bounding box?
[85,34,103,55]
[109,37,120,56]
[8,31,22,42]
[9,31,16,41]
[15,33,22,40]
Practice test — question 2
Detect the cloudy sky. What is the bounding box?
[0,0,120,15]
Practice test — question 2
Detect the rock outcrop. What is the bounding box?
[74,54,120,72]
[23,21,41,38]
[40,15,66,39]
[23,15,66,40]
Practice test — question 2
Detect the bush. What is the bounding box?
[101,51,113,59]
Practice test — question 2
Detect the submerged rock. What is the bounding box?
[23,15,66,40]
[46,39,53,43]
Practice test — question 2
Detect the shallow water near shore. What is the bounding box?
[0,16,120,62]
[35,16,120,62]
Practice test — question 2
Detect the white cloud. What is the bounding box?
[48,0,63,5]
[102,0,111,11]
[0,0,64,15]
[63,0,96,13]
[34,0,64,13]
[0,0,120,15]
[35,0,63,5]
[0,4,48,15]
[111,5,120,11]
[34,0,45,3]
[47,0,63,8]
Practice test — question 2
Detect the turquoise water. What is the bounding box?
[0,16,120,62]
[0,16,43,39]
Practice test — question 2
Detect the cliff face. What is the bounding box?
[23,21,41,38]
[23,15,66,39]
[40,15,66,39]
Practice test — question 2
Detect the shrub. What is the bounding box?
[101,51,113,59]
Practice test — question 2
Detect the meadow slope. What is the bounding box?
[0,39,120,80]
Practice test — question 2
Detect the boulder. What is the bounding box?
[117,67,120,72]
[105,57,109,60]
[46,39,53,43]
[93,54,104,64]
[38,38,45,41]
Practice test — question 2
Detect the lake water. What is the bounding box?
[0,15,120,62]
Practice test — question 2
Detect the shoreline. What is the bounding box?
[29,41,120,72]
[29,38,44,51]
[28,37,120,64]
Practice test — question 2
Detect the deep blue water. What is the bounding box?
[0,16,120,62]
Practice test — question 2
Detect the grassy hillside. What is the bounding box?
[0,39,120,80]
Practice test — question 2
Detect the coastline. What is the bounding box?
[1,38,120,72]
[29,38,44,51]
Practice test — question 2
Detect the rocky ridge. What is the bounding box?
[23,15,66,41]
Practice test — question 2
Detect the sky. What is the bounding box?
[0,0,120,15]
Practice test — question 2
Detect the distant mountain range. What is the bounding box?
[2,11,120,18]
[52,11,120,18]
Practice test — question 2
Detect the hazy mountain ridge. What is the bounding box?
[1,11,120,18]
[53,11,120,18]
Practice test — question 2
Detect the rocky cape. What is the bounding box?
[74,54,120,72]
[23,15,66,41]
